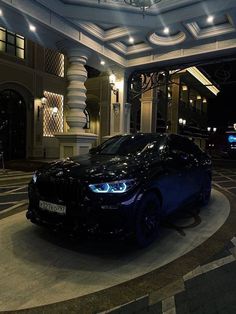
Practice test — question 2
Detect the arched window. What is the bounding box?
[84,109,90,129]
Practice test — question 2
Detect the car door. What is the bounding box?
[150,135,190,214]
[162,135,193,213]
[169,135,203,205]
[180,138,205,200]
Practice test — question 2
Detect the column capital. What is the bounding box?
[56,40,91,59]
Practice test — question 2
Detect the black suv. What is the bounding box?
[27,133,212,247]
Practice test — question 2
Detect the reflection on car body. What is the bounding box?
[27,133,212,247]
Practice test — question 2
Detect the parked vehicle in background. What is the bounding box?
[207,127,236,158]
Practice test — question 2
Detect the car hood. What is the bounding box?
[37,153,150,183]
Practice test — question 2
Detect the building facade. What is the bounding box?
[0,26,219,161]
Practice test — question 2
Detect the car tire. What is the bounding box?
[199,174,211,206]
[135,192,161,248]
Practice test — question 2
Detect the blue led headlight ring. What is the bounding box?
[89,179,136,194]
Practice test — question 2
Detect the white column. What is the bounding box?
[66,48,89,132]
[108,68,131,137]
[141,83,157,133]
[55,46,97,158]
[124,102,131,134]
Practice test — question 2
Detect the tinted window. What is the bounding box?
[98,134,163,155]
[169,135,202,155]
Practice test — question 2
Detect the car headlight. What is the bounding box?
[89,179,136,194]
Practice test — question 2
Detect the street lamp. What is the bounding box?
[179,118,186,126]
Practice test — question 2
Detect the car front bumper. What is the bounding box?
[26,181,141,237]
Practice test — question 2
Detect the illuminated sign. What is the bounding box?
[228,135,236,143]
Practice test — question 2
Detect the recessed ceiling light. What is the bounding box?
[100,60,105,65]
[163,27,170,34]
[0,9,3,16]
[207,15,214,23]
[29,24,36,32]
[129,37,134,44]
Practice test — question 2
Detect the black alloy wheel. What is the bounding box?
[135,192,161,248]
[199,174,212,206]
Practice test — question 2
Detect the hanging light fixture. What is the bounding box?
[124,0,162,14]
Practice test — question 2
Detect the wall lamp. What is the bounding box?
[41,97,47,105]
[52,106,58,117]
[109,73,119,102]
[37,96,47,120]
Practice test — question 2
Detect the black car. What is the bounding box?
[26,133,212,247]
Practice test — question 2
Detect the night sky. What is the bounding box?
[202,60,236,128]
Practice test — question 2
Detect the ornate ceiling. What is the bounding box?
[0,0,236,71]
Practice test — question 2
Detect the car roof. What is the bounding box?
[119,133,167,139]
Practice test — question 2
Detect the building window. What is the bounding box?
[45,48,64,77]
[43,91,64,137]
[0,27,25,59]
[83,109,90,129]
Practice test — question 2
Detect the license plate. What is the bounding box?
[39,200,66,215]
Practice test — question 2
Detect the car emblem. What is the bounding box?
[55,171,64,177]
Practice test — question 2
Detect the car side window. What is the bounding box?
[169,135,186,154]
[169,135,202,156]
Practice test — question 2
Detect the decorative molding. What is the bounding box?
[105,27,137,41]
[78,22,137,42]
[127,37,236,67]
[110,41,152,55]
[148,31,186,46]
[110,42,127,54]
[127,43,153,55]
[78,22,105,40]
[186,20,235,39]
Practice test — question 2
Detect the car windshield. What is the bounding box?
[97,134,164,155]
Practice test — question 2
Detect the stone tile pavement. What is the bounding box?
[0,165,236,313]
[101,237,236,314]
[0,169,31,217]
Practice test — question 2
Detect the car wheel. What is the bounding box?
[135,192,161,248]
[199,175,211,206]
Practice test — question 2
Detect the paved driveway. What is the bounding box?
[0,170,31,215]
[213,167,236,196]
